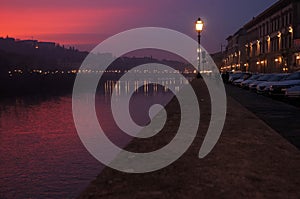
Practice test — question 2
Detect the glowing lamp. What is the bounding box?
[277,32,281,38]
[195,18,204,32]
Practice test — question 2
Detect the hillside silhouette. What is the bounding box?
[0,37,193,97]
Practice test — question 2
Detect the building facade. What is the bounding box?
[222,0,300,73]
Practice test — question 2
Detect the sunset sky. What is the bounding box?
[1,0,278,53]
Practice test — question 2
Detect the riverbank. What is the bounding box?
[77,78,300,198]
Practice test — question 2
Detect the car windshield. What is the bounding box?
[230,74,239,78]
[257,74,273,81]
[233,73,244,78]
[248,75,260,80]
[268,75,286,81]
[285,72,300,80]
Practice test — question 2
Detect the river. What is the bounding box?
[0,77,189,198]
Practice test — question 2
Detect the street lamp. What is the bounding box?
[195,17,204,78]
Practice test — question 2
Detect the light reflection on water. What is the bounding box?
[0,77,190,199]
[103,77,189,96]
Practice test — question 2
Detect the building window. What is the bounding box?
[288,35,292,48]
[272,38,280,52]
[279,17,282,29]
[271,20,273,32]
[271,39,274,52]
[285,13,288,26]
[270,39,273,52]
[288,12,292,25]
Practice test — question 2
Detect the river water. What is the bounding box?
[0,78,189,199]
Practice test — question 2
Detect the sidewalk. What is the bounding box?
[77,79,300,199]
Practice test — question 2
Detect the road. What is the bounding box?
[226,84,300,149]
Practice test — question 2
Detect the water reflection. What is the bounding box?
[0,96,103,199]
[103,77,190,96]
[0,76,192,199]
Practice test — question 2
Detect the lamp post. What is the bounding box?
[195,18,204,78]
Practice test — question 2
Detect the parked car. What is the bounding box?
[285,85,300,98]
[248,74,274,91]
[269,72,300,96]
[228,73,245,83]
[232,73,252,86]
[240,74,261,89]
[256,73,289,94]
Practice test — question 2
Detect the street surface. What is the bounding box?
[226,84,300,149]
[78,79,300,199]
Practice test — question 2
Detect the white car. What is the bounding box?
[228,73,244,83]
[248,74,274,91]
[232,75,251,86]
[285,86,300,98]
[240,74,261,89]
[269,72,300,96]
[256,74,289,94]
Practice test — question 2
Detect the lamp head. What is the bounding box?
[195,18,204,32]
